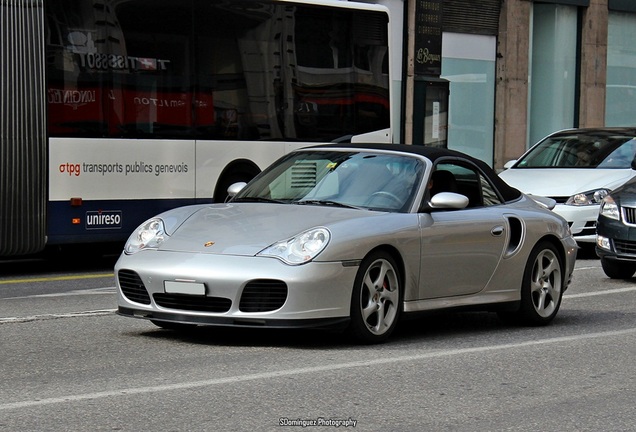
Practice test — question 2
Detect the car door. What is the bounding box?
[417,162,508,299]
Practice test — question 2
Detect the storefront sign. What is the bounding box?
[414,0,443,76]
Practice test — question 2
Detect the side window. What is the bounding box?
[479,173,503,206]
[46,0,389,141]
[432,162,502,208]
[46,0,194,138]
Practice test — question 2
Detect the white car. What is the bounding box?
[499,128,636,243]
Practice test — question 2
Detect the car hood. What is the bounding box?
[499,168,634,196]
[157,203,382,255]
[612,180,636,206]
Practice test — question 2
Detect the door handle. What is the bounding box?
[491,226,504,236]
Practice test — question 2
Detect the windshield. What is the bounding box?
[233,150,425,212]
[515,134,636,169]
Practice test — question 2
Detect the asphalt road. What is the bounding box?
[1,247,635,432]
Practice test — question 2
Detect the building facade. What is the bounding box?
[406,0,636,169]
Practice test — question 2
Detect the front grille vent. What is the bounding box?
[613,239,636,255]
[153,294,231,313]
[622,207,636,225]
[239,279,288,312]
[118,270,151,305]
[579,221,597,236]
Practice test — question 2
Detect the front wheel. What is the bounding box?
[499,241,563,326]
[347,251,402,343]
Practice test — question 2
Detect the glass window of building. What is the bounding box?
[606,11,636,126]
[441,33,496,165]
[527,4,578,147]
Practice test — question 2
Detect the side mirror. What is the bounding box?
[430,192,469,210]
[528,194,557,210]
[503,160,517,170]
[227,182,247,199]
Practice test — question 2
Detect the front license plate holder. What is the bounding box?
[164,281,206,295]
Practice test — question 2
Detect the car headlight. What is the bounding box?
[124,218,167,254]
[596,235,612,251]
[258,227,330,265]
[565,188,610,206]
[599,195,620,220]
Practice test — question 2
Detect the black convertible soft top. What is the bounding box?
[309,142,523,203]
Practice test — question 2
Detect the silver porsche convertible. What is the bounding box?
[115,144,577,343]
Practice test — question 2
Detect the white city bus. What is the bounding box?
[1,0,397,256]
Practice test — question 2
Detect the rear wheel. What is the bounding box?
[348,251,402,343]
[600,257,636,279]
[499,241,563,326]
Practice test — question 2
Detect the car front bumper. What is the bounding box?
[554,204,600,243]
[115,250,358,329]
[596,214,636,262]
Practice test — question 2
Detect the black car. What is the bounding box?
[596,177,636,278]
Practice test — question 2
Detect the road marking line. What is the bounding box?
[0,309,116,324]
[0,273,114,285]
[1,327,635,411]
[6,287,116,300]
[565,286,636,298]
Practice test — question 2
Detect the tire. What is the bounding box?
[499,241,563,326]
[600,257,636,279]
[347,251,402,343]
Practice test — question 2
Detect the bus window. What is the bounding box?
[2,0,393,256]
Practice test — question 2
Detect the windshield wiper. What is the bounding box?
[232,197,286,204]
[294,199,364,210]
